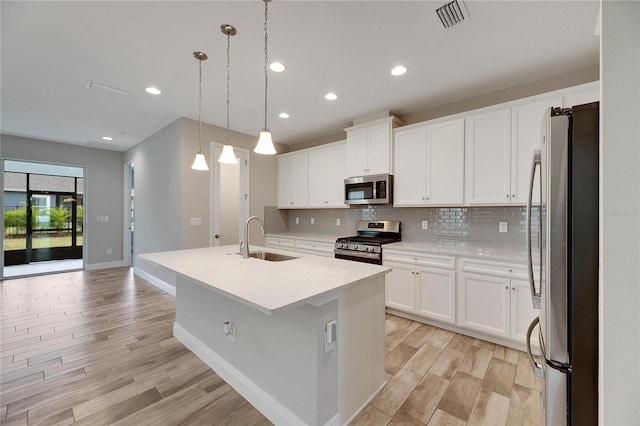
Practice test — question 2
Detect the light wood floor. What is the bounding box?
[0,268,541,425]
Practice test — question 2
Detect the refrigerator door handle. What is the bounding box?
[526,317,545,378]
[527,149,542,309]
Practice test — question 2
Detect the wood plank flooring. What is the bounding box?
[1,267,541,425]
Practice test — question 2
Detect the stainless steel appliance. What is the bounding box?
[344,174,393,205]
[334,220,401,264]
[526,102,599,425]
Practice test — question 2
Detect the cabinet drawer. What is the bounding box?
[383,250,455,270]
[458,258,527,280]
[265,236,296,251]
[295,240,335,255]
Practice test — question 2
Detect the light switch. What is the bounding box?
[190,217,202,227]
[295,217,299,224]
[101,216,109,222]
[325,320,337,353]
[421,220,429,230]
[336,218,341,226]
[499,222,508,233]
[310,217,315,225]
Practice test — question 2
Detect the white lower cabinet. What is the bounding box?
[457,258,538,344]
[294,239,335,258]
[383,250,456,324]
[264,236,296,252]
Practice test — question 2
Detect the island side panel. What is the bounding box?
[174,274,339,426]
[338,274,386,422]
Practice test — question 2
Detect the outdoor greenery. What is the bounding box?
[3,235,84,251]
[4,206,83,236]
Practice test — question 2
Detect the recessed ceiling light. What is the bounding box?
[391,65,408,76]
[102,136,113,141]
[269,62,286,72]
[324,92,338,101]
[145,87,162,95]
[278,112,290,119]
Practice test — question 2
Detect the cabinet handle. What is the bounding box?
[506,194,510,198]
[508,268,513,272]
[512,287,516,291]
[505,286,509,290]
[426,197,430,200]
[512,194,516,198]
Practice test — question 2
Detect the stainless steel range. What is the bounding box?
[334,220,401,265]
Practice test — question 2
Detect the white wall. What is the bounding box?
[1,135,125,268]
[601,1,640,423]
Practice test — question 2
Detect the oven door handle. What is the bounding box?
[333,248,381,260]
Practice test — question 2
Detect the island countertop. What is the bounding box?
[140,245,390,315]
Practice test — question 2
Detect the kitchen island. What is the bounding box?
[140,245,391,426]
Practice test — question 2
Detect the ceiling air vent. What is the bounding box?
[436,0,469,29]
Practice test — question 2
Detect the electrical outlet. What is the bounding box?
[311,217,315,225]
[223,321,236,342]
[499,222,508,233]
[421,220,429,230]
[295,217,299,225]
[336,218,341,226]
[107,249,112,255]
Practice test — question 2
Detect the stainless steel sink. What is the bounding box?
[247,251,297,262]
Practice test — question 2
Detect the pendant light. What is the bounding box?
[191,51,210,171]
[218,24,239,164]
[254,0,277,155]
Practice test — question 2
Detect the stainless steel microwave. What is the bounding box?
[344,174,393,205]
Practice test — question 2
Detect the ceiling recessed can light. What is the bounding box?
[278,112,290,118]
[102,136,113,141]
[391,65,408,76]
[269,62,286,72]
[324,92,338,101]
[145,87,162,95]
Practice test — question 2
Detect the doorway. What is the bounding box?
[211,144,249,247]
[124,162,135,266]
[3,159,85,277]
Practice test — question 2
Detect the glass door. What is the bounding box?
[4,161,84,267]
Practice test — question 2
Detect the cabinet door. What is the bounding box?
[511,97,562,204]
[427,119,465,205]
[347,128,369,176]
[457,272,510,337]
[416,267,455,324]
[367,123,392,175]
[278,153,308,208]
[510,279,540,344]
[393,126,428,206]
[308,148,328,208]
[324,143,347,207]
[465,109,512,204]
[384,263,415,312]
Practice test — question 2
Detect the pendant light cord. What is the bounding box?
[198,58,203,152]
[226,33,231,144]
[263,0,269,131]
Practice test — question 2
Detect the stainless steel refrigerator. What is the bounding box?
[526,102,599,426]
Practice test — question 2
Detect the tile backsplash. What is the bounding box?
[265,205,539,251]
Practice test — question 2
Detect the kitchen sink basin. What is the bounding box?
[248,251,297,262]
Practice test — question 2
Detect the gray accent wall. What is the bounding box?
[1,134,125,267]
[125,117,282,277]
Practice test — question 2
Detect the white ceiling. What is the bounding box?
[1,1,600,152]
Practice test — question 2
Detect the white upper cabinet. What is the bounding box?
[465,108,512,204]
[346,116,401,176]
[562,82,599,108]
[278,152,308,209]
[511,96,563,204]
[394,119,464,206]
[308,141,347,208]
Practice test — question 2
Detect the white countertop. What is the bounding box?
[385,241,527,263]
[140,245,390,315]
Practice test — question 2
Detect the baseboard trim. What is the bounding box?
[86,260,127,271]
[173,322,320,425]
[133,267,176,297]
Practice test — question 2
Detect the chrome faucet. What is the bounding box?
[243,216,265,259]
